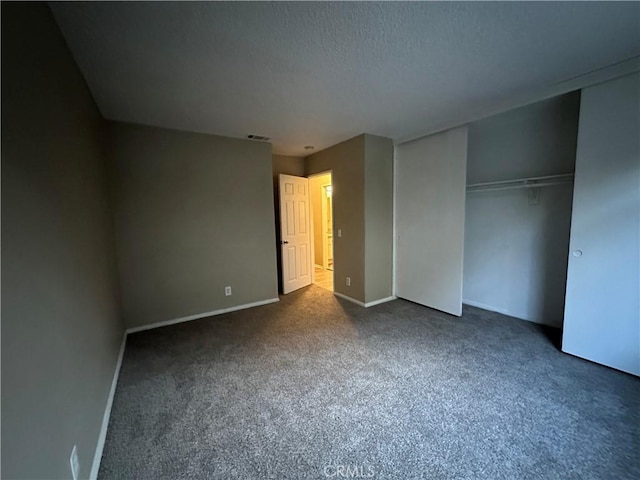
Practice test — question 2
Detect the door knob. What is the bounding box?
[282,240,289,245]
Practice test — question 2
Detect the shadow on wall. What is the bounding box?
[535,323,563,350]
[462,184,575,329]
[463,90,580,329]
[273,179,288,294]
[273,177,283,294]
[538,185,574,331]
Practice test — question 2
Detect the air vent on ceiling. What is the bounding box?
[247,134,271,142]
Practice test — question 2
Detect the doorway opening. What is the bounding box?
[309,172,333,292]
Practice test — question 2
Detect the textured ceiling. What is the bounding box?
[49,2,639,156]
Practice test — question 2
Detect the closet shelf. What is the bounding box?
[466,173,574,193]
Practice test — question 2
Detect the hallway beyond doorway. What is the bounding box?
[314,266,333,292]
[309,171,333,292]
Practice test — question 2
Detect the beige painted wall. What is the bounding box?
[272,154,304,292]
[309,173,332,267]
[111,123,279,328]
[273,154,305,179]
[306,136,366,301]
[305,134,393,304]
[364,135,394,303]
[1,3,124,478]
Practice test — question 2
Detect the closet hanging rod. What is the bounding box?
[466,173,574,193]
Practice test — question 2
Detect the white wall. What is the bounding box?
[463,93,580,326]
[562,73,640,376]
[464,187,574,325]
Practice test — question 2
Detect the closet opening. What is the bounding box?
[462,91,580,331]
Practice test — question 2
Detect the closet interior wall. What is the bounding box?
[463,92,581,327]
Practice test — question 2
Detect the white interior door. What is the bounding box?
[279,174,312,294]
[395,126,468,316]
[562,73,640,376]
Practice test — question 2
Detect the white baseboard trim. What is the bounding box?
[90,332,127,480]
[364,296,397,307]
[334,292,365,306]
[90,296,281,476]
[462,299,561,327]
[463,299,513,317]
[333,292,397,308]
[126,298,280,334]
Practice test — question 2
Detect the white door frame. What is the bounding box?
[308,171,333,284]
[320,183,333,270]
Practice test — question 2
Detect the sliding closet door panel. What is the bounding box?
[563,73,640,376]
[396,126,468,316]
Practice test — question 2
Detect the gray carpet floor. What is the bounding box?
[99,285,640,479]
